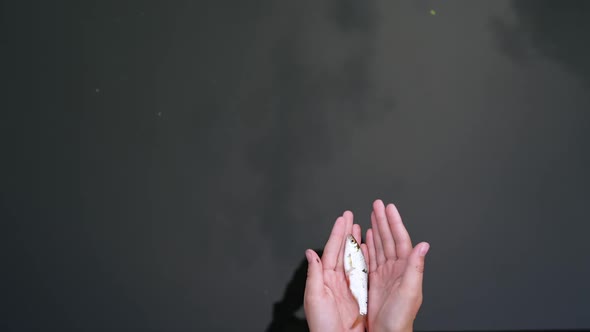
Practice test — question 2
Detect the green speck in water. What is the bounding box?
[430,9,436,16]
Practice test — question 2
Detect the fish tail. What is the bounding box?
[350,314,366,329]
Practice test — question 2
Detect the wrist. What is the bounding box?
[372,323,413,332]
[383,328,412,332]
[394,324,413,332]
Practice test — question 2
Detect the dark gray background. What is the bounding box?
[3,0,590,331]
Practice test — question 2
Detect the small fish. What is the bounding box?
[344,234,368,328]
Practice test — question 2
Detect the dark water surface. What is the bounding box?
[4,1,590,331]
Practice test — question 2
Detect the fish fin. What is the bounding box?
[350,314,365,329]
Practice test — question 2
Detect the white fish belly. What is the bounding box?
[344,235,368,315]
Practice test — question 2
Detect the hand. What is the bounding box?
[304,211,367,332]
[363,200,430,332]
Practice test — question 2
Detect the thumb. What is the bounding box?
[401,242,430,295]
[304,249,324,295]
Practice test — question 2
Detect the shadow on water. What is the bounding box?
[493,0,590,85]
[494,0,590,168]
[265,249,323,332]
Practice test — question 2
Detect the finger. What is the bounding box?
[352,223,362,244]
[304,249,324,296]
[360,243,369,273]
[401,242,430,296]
[336,211,354,271]
[370,211,386,266]
[373,199,396,260]
[386,203,413,259]
[322,216,346,270]
[366,228,377,272]
[343,211,354,234]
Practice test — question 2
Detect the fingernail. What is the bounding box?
[419,243,430,256]
[305,249,313,262]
